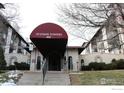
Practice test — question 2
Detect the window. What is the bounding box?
[9,44,14,53]
[91,40,98,52]
[17,39,23,53]
[64,56,66,61]
[68,56,73,70]
[37,56,41,70]
[18,48,22,53]
[107,27,120,51]
[81,59,84,66]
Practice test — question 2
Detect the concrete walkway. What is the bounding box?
[44,71,70,85]
[17,71,43,85]
[17,71,70,85]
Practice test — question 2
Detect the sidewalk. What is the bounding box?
[17,71,70,85]
[17,71,43,85]
[44,71,70,85]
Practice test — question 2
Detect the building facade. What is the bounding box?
[1,3,124,71]
[81,4,124,65]
[29,23,84,71]
[0,13,30,66]
[30,45,83,71]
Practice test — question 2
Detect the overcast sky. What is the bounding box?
[0,0,122,46]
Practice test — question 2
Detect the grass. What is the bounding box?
[69,70,124,85]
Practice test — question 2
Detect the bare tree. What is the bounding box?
[57,3,109,41]
[58,3,124,39]
[0,3,19,21]
[58,3,110,27]
[0,3,20,30]
[57,3,124,53]
[57,3,124,38]
[0,3,20,49]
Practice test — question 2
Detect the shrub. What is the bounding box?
[7,65,16,70]
[15,62,30,70]
[116,59,124,69]
[103,59,118,70]
[0,46,7,70]
[104,64,111,70]
[97,62,106,70]
[109,59,124,69]
[88,62,106,70]
[81,59,124,71]
[111,58,117,63]
[7,62,30,70]
[104,63,116,70]
[81,66,90,71]
[110,58,118,69]
[89,62,98,70]
[0,70,6,73]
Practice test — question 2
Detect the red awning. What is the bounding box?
[30,23,68,39]
[30,23,68,57]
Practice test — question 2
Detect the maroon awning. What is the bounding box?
[30,23,68,57]
[30,23,68,39]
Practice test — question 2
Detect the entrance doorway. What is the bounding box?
[48,52,61,71]
[37,56,41,70]
[30,23,68,71]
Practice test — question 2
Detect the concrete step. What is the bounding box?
[17,71,70,85]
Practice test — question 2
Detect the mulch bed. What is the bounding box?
[69,74,81,85]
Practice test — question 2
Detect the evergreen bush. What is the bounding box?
[0,46,7,70]
[89,62,106,70]
[116,59,124,69]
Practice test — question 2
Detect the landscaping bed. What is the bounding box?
[0,70,23,86]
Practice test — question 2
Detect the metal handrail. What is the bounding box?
[42,59,47,85]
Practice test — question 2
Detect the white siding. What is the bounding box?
[4,28,12,54]
[80,53,124,66]
[5,53,30,66]
[30,48,43,71]
[65,48,80,71]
